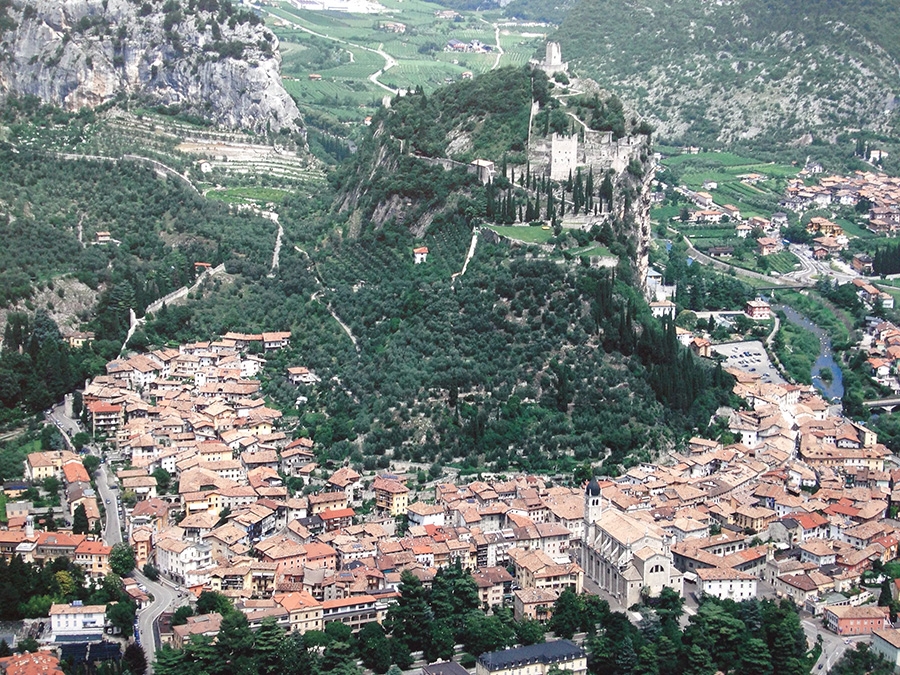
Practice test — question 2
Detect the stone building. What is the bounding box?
[580,478,683,607]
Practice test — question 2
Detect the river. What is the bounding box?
[774,303,844,401]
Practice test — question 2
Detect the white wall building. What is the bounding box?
[50,603,106,637]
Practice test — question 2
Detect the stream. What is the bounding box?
[774,304,844,401]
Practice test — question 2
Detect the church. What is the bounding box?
[581,478,683,607]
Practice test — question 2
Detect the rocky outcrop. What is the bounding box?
[0,0,302,134]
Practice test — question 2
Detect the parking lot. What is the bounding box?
[711,340,785,385]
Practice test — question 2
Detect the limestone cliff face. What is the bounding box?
[0,0,302,133]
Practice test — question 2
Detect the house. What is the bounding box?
[50,602,107,637]
[513,588,558,622]
[74,540,111,579]
[308,73,322,81]
[649,300,676,320]
[287,367,320,385]
[690,337,712,358]
[824,605,889,636]
[321,594,384,632]
[476,640,587,675]
[373,475,410,516]
[696,567,757,601]
[96,231,112,244]
[852,253,875,276]
[722,205,742,221]
[172,613,223,648]
[872,628,900,668]
[470,159,495,184]
[707,246,734,258]
[262,332,291,351]
[735,222,753,238]
[757,238,781,256]
[64,331,95,349]
[0,652,65,675]
[745,300,772,320]
[414,247,429,264]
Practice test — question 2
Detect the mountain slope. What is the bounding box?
[552,0,900,147]
[0,0,301,133]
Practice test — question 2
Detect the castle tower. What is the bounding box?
[550,133,578,181]
[584,477,602,525]
[546,42,562,68]
[25,514,34,539]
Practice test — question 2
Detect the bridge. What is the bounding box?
[863,397,900,412]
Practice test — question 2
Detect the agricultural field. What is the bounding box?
[660,150,799,216]
[205,187,292,205]
[267,0,547,129]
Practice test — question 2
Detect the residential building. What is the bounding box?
[49,603,106,637]
[824,605,889,636]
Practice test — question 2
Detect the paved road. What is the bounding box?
[49,397,179,672]
[133,569,179,671]
[801,617,863,671]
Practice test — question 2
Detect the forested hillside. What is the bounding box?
[553,0,900,153]
[136,66,734,475]
[0,141,278,422]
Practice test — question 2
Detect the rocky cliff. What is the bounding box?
[0,0,302,133]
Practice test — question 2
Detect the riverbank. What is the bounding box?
[773,303,844,401]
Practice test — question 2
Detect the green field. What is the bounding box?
[661,151,798,216]
[206,187,293,205]
[268,0,545,129]
[489,225,554,243]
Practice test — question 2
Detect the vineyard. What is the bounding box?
[268,0,545,134]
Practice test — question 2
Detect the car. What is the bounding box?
[105,498,110,504]
[844,638,850,644]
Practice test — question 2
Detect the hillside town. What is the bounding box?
[5,321,900,670]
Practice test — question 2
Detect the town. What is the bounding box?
[4,308,900,673]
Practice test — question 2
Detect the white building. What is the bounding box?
[695,567,758,601]
[156,538,212,584]
[50,603,106,637]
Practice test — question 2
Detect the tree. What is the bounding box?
[109,543,136,576]
[123,642,148,675]
[16,638,39,653]
[142,563,160,581]
[154,645,185,675]
[460,612,514,658]
[431,559,479,629]
[358,621,393,674]
[736,637,773,675]
[514,618,545,646]
[72,431,92,454]
[548,589,582,639]
[196,590,233,616]
[107,600,136,638]
[152,467,171,494]
[0,640,9,657]
[171,605,194,626]
[879,577,892,607]
[72,503,89,535]
[385,570,432,652]
[217,610,255,675]
[254,616,286,675]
